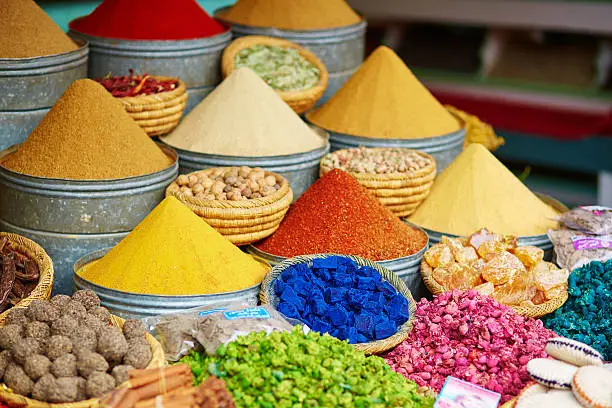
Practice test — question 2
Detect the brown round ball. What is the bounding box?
[77,350,109,378]
[75,376,87,401]
[24,354,51,381]
[86,372,116,398]
[0,349,12,381]
[49,294,71,310]
[5,308,29,326]
[32,373,55,402]
[51,315,79,337]
[81,313,105,334]
[46,335,72,361]
[71,290,100,311]
[71,325,97,353]
[111,364,133,385]
[51,353,77,378]
[25,321,50,341]
[0,324,23,350]
[123,344,151,369]
[48,376,79,403]
[4,364,34,396]
[122,319,146,340]
[61,300,87,320]
[127,336,149,348]
[97,326,128,363]
[91,307,111,324]
[26,300,59,323]
[12,337,42,365]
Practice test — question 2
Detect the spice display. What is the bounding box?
[384,290,555,402]
[558,206,612,235]
[0,0,77,58]
[0,237,40,312]
[100,365,236,408]
[0,291,151,402]
[543,260,612,360]
[423,228,569,306]
[235,45,320,91]
[175,167,282,200]
[548,228,612,271]
[69,0,226,40]
[180,327,435,407]
[307,46,460,139]
[96,70,179,97]
[1,79,173,180]
[161,68,326,157]
[320,147,434,174]
[274,256,410,343]
[256,169,428,261]
[445,105,505,151]
[77,197,269,296]
[409,144,560,236]
[219,0,361,30]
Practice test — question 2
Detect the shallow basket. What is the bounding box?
[166,167,293,245]
[0,232,54,325]
[221,36,328,114]
[420,260,568,318]
[260,253,417,355]
[0,314,166,408]
[116,76,188,137]
[320,148,437,217]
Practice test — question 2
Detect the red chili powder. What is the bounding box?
[69,0,226,40]
[256,169,428,261]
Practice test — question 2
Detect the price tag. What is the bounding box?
[435,377,501,408]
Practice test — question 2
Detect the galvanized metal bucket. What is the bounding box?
[0,144,179,295]
[216,8,366,105]
[417,194,569,261]
[167,136,330,200]
[0,39,89,150]
[73,248,263,319]
[244,231,431,301]
[321,125,466,173]
[68,30,232,113]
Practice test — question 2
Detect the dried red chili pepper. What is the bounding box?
[96,69,178,98]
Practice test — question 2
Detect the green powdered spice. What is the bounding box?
[180,327,434,408]
[235,45,320,91]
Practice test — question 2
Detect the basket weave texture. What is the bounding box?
[260,253,417,355]
[117,76,188,137]
[221,36,328,114]
[166,168,293,245]
[0,232,54,325]
[420,260,568,318]
[320,149,437,217]
[0,314,166,408]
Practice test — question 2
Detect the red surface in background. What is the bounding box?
[433,91,612,140]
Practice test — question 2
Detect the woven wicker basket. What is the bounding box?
[500,398,516,408]
[116,76,188,137]
[421,260,568,318]
[221,36,328,114]
[260,253,417,355]
[0,232,54,325]
[166,168,293,245]
[0,314,166,407]
[320,149,437,217]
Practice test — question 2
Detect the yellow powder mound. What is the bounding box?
[78,196,269,296]
[161,68,326,157]
[408,144,560,236]
[220,0,361,30]
[307,46,461,139]
[0,0,78,58]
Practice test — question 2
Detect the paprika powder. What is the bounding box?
[69,0,226,40]
[256,169,428,261]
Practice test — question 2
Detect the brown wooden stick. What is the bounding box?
[134,392,197,408]
[131,374,192,401]
[128,365,191,388]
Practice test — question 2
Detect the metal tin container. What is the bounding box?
[168,137,330,200]
[0,145,179,295]
[322,126,466,173]
[418,194,568,261]
[0,39,89,150]
[73,248,264,319]
[244,229,430,301]
[69,30,232,113]
[216,8,366,105]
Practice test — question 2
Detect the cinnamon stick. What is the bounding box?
[129,365,191,387]
[134,392,197,408]
[100,388,130,408]
[131,374,192,401]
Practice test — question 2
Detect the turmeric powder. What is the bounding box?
[307,46,461,139]
[77,197,269,295]
[408,144,560,236]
